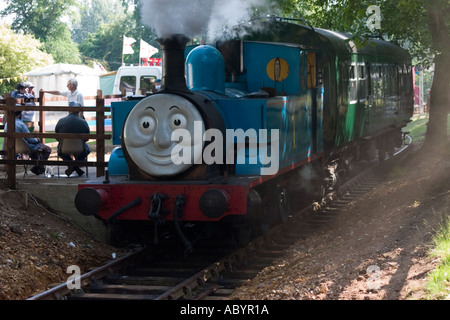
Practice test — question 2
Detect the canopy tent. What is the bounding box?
[24,63,101,98]
[99,71,117,96]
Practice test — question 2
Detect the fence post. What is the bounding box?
[39,90,46,144]
[96,90,105,177]
[6,95,17,189]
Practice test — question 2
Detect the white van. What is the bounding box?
[113,66,162,95]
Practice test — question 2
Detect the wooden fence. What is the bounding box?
[0,90,118,189]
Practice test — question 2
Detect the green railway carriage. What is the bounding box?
[316,28,413,158]
[243,20,413,162]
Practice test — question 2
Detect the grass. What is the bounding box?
[401,114,450,299]
[426,217,450,299]
[403,113,450,143]
[403,114,429,143]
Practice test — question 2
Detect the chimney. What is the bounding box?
[157,34,191,93]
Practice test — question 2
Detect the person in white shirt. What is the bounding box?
[42,78,85,118]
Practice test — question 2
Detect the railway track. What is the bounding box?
[28,138,412,301]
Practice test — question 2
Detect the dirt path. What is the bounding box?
[230,148,450,300]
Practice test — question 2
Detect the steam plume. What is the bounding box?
[140,0,267,40]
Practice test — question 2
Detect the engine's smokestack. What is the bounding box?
[157,34,190,93]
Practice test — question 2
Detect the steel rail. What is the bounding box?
[27,246,144,300]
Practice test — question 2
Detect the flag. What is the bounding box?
[94,62,107,74]
[140,39,159,59]
[123,35,136,55]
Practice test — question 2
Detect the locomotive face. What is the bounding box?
[123,93,205,177]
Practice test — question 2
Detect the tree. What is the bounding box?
[1,0,82,63]
[72,0,128,44]
[0,23,54,95]
[78,1,159,70]
[278,0,450,151]
[79,13,139,70]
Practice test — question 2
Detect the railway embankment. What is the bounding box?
[230,142,450,300]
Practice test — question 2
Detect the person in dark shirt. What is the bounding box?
[55,111,90,177]
[4,111,51,175]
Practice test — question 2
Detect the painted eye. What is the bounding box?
[140,116,156,133]
[169,113,187,130]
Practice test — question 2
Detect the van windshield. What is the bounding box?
[140,75,157,93]
[119,75,158,94]
[119,76,136,94]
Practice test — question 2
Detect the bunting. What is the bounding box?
[0,76,27,85]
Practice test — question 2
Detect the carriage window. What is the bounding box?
[349,65,357,102]
[398,66,404,93]
[393,66,399,96]
[405,65,413,94]
[350,65,356,80]
[371,65,383,98]
[382,66,389,96]
[359,65,366,80]
[340,64,349,105]
[387,66,395,96]
[358,64,368,101]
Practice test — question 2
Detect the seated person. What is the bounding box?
[55,110,91,177]
[11,82,36,131]
[22,82,36,130]
[10,82,27,99]
[4,111,51,175]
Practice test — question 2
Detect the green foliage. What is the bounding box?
[403,114,450,144]
[426,216,450,299]
[1,0,81,63]
[79,15,135,70]
[0,23,54,95]
[78,10,159,71]
[50,231,62,239]
[1,0,78,38]
[278,0,449,66]
[403,115,429,143]
[44,24,82,64]
[71,0,128,44]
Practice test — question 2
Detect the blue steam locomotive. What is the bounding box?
[74,17,413,249]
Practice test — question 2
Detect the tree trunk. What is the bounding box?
[422,1,450,153]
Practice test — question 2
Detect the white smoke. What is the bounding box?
[139,0,267,40]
